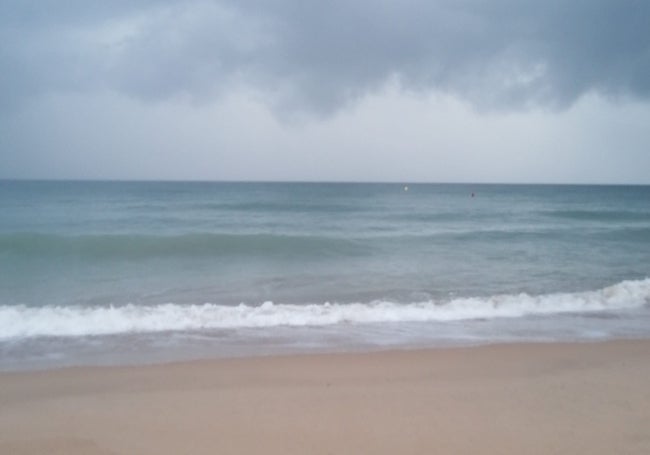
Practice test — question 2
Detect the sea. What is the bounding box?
[1,180,649,371]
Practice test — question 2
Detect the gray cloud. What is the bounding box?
[1,0,649,113]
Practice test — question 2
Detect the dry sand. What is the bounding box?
[1,340,649,454]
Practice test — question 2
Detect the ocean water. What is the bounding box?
[1,181,649,370]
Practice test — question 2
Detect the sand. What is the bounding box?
[1,340,649,454]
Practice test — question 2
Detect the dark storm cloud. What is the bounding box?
[1,0,649,113]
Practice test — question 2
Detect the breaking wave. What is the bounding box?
[1,279,649,340]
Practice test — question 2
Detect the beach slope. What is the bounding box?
[1,340,649,454]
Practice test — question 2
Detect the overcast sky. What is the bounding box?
[1,0,649,183]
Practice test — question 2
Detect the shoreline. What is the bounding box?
[4,332,649,374]
[2,339,649,454]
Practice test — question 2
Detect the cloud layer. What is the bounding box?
[2,0,649,113]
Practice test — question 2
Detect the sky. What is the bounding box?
[1,0,649,183]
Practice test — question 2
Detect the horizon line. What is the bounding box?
[1,178,650,187]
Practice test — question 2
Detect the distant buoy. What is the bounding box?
[404,186,409,192]
[471,192,475,197]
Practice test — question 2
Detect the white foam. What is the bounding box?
[1,278,649,340]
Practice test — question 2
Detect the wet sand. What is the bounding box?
[1,340,649,454]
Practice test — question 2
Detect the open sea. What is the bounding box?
[1,180,650,370]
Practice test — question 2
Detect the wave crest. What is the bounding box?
[1,279,649,340]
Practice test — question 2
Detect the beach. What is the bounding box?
[3,0,650,449]
[2,182,650,453]
[2,339,649,454]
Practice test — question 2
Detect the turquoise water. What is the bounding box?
[1,181,650,369]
